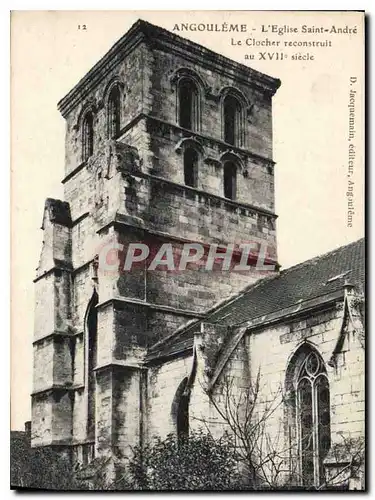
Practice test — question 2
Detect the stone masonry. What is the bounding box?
[32,19,280,470]
[32,19,364,490]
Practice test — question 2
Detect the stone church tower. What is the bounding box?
[32,20,281,466]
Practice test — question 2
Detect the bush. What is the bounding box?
[28,446,80,490]
[125,430,241,491]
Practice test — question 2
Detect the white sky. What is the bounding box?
[10,10,364,430]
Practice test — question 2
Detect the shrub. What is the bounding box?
[125,430,241,491]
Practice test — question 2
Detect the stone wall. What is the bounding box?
[247,303,365,442]
[147,357,192,441]
[33,20,280,460]
[198,297,365,486]
[63,44,147,177]
[148,49,273,159]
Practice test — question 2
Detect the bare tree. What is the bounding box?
[319,433,365,490]
[196,370,365,490]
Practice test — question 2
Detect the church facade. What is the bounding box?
[32,20,365,489]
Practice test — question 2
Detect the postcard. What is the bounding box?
[10,10,365,491]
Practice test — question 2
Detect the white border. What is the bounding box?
[4,3,373,499]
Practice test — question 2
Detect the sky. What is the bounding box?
[10,11,364,430]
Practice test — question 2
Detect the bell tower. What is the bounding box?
[32,20,281,468]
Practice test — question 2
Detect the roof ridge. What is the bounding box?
[279,238,364,277]
[147,238,364,358]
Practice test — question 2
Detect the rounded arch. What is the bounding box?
[218,86,250,108]
[219,151,245,170]
[220,152,243,201]
[81,110,95,161]
[76,100,97,132]
[102,78,125,139]
[175,137,205,156]
[170,67,208,94]
[178,78,200,131]
[107,85,122,138]
[102,77,125,104]
[220,87,249,148]
[171,68,206,132]
[183,148,199,188]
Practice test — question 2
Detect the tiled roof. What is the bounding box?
[147,238,365,361]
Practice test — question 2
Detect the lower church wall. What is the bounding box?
[248,305,365,444]
[146,356,192,441]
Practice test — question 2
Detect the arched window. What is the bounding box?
[223,94,242,146]
[178,78,199,131]
[82,112,94,161]
[184,148,198,188]
[223,161,237,200]
[85,291,98,440]
[172,378,190,445]
[107,85,121,138]
[287,347,331,487]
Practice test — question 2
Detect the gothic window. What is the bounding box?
[178,78,199,131]
[85,292,98,440]
[223,94,242,146]
[184,148,198,188]
[172,378,190,445]
[223,161,237,200]
[107,85,121,138]
[288,348,331,487]
[82,112,94,161]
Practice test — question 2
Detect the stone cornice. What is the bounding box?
[32,330,77,346]
[33,263,73,283]
[136,172,277,218]
[72,211,90,227]
[31,439,73,448]
[58,28,145,117]
[31,384,81,398]
[96,296,206,319]
[61,161,87,184]
[146,115,276,167]
[72,224,278,279]
[96,215,279,268]
[149,26,281,96]
[144,346,192,366]
[94,362,148,374]
[61,112,275,185]
[57,20,281,118]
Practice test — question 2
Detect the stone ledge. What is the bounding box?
[31,384,82,398]
[145,114,276,167]
[33,330,77,346]
[30,439,73,448]
[61,112,277,189]
[142,170,277,218]
[33,263,73,283]
[94,361,148,373]
[96,296,207,318]
[145,347,193,366]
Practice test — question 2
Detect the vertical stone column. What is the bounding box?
[32,199,73,447]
